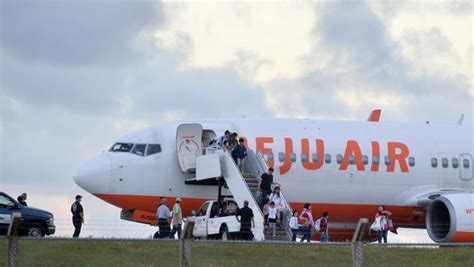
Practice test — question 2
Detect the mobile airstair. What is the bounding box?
[176,123,293,241]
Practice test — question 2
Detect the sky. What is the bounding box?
[0,1,472,241]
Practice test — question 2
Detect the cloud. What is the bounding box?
[263,1,472,123]
[0,0,163,66]
[154,2,316,83]
[0,1,271,187]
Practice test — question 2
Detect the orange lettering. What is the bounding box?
[256,137,274,168]
[301,138,325,170]
[387,142,409,172]
[371,141,380,172]
[340,140,365,171]
[279,138,294,175]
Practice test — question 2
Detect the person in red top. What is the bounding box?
[319,211,329,242]
[299,203,313,242]
[375,205,392,243]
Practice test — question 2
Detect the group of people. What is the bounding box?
[155,197,183,239]
[287,204,330,242]
[212,130,248,171]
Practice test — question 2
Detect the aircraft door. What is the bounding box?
[460,153,473,180]
[176,124,203,173]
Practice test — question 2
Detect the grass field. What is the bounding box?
[1,238,474,267]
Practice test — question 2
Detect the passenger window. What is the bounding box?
[452,158,459,169]
[290,153,296,163]
[349,155,355,164]
[325,154,331,164]
[408,157,415,167]
[463,159,470,169]
[362,155,368,165]
[372,156,379,165]
[110,143,134,152]
[301,153,308,163]
[266,152,274,161]
[431,158,438,168]
[441,158,448,168]
[385,156,391,166]
[131,144,146,156]
[147,144,162,156]
[312,153,319,163]
[336,154,343,164]
[278,152,285,162]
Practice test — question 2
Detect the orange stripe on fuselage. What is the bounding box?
[95,193,426,227]
[452,232,474,242]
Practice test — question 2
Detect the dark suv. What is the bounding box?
[0,192,55,237]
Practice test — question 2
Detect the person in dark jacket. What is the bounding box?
[71,195,84,238]
[232,138,248,171]
[17,193,27,206]
[236,200,255,240]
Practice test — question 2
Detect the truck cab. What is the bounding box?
[0,192,56,237]
[193,199,242,240]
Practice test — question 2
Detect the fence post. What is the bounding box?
[351,218,368,267]
[180,217,195,267]
[7,212,22,267]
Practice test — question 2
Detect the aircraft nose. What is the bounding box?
[73,153,111,194]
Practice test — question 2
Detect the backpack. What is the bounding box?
[314,218,321,231]
[370,216,382,231]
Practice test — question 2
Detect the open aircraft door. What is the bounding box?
[177,124,203,173]
[460,153,473,180]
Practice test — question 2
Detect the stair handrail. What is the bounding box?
[218,150,265,240]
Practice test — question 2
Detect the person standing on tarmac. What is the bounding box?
[17,193,27,206]
[236,200,255,240]
[157,198,171,238]
[169,198,183,239]
[71,195,84,238]
[299,203,313,242]
[319,211,329,243]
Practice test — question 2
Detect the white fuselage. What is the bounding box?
[74,118,474,231]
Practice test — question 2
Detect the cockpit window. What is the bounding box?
[132,144,146,156]
[147,144,162,156]
[110,143,134,152]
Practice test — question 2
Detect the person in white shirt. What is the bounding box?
[289,210,301,241]
[267,201,279,239]
[269,187,286,226]
[213,130,230,149]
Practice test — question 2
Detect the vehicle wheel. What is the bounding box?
[27,225,44,238]
[219,226,229,241]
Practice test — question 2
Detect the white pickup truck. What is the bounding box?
[192,199,243,240]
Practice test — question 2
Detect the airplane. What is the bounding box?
[73,110,474,242]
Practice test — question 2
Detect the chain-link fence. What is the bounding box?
[2,237,474,267]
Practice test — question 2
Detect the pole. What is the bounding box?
[351,218,369,267]
[180,217,195,267]
[7,212,22,267]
